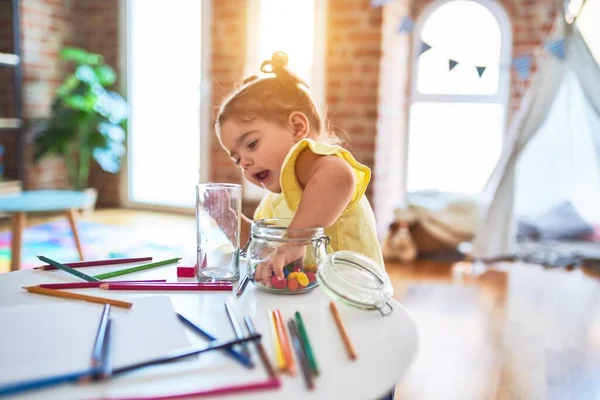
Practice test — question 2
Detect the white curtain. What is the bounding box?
[471,23,600,258]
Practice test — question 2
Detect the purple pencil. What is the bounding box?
[99,283,233,291]
[35,257,153,271]
[38,280,167,289]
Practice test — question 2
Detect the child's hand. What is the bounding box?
[254,244,307,287]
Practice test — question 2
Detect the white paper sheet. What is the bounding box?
[0,296,191,386]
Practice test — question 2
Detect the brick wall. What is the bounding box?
[325,0,383,199]
[74,0,121,207]
[210,0,246,185]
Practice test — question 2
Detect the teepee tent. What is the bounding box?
[470,17,600,259]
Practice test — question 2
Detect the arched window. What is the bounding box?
[406,0,511,195]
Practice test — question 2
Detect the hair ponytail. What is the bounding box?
[260,51,308,89]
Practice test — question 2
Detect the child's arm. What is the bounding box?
[256,151,355,284]
[289,151,356,230]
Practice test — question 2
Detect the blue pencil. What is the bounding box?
[176,313,254,369]
[0,369,91,397]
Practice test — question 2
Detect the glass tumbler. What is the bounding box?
[196,183,242,282]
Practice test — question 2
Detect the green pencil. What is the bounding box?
[295,311,319,376]
[37,255,100,282]
[93,258,182,280]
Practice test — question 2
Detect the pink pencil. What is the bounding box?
[34,257,153,270]
[38,280,167,289]
[109,377,281,400]
[99,283,233,291]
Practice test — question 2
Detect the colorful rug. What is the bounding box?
[0,220,196,272]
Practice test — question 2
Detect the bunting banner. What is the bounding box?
[398,16,414,33]
[512,55,533,80]
[366,3,566,81]
[419,41,432,56]
[476,66,487,78]
[448,59,458,71]
[545,38,566,60]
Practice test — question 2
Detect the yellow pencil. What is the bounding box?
[268,308,286,371]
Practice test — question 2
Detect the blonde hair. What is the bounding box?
[215,51,343,146]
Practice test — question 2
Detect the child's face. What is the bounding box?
[219,117,298,193]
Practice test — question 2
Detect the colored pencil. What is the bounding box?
[91,304,111,371]
[99,283,232,291]
[288,319,315,390]
[329,301,357,360]
[23,286,133,309]
[0,369,91,397]
[236,273,250,297]
[268,309,286,371]
[274,309,295,375]
[294,311,319,375]
[133,378,280,400]
[244,316,276,378]
[176,313,253,368]
[225,302,251,358]
[93,257,182,280]
[38,280,166,289]
[37,255,100,282]
[100,319,114,380]
[112,333,261,376]
[34,257,153,270]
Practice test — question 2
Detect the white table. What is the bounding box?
[0,261,418,400]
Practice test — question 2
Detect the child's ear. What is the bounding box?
[288,111,310,141]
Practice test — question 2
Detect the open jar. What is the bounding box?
[245,219,330,294]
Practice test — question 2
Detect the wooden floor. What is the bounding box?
[3,208,600,399]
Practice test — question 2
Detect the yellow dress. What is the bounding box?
[253,138,385,267]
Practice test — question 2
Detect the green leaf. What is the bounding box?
[60,47,103,65]
[56,74,79,98]
[94,65,116,86]
[63,95,90,112]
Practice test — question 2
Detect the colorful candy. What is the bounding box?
[254,261,319,293]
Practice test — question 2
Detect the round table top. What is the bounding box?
[0,190,93,212]
[0,261,418,400]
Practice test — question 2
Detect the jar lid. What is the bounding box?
[316,250,394,316]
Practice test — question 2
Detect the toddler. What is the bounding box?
[215,51,384,287]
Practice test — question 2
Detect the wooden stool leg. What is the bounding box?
[10,212,26,272]
[66,209,84,261]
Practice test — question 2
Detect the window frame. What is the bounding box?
[119,0,212,212]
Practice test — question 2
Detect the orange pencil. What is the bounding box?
[23,286,133,309]
[274,309,295,376]
[329,301,357,360]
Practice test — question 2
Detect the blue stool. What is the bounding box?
[0,190,94,271]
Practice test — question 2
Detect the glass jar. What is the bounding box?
[245,219,330,294]
[317,250,394,316]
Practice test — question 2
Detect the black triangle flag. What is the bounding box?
[449,59,458,71]
[419,41,432,56]
[476,66,486,78]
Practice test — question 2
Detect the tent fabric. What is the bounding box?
[470,20,600,258]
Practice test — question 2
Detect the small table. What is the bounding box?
[0,190,93,271]
[0,262,418,399]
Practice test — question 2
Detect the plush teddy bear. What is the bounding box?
[382,220,417,264]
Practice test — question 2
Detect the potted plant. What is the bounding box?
[32,47,128,208]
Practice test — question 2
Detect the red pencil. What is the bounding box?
[99,283,233,291]
[34,257,153,270]
[37,280,167,289]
